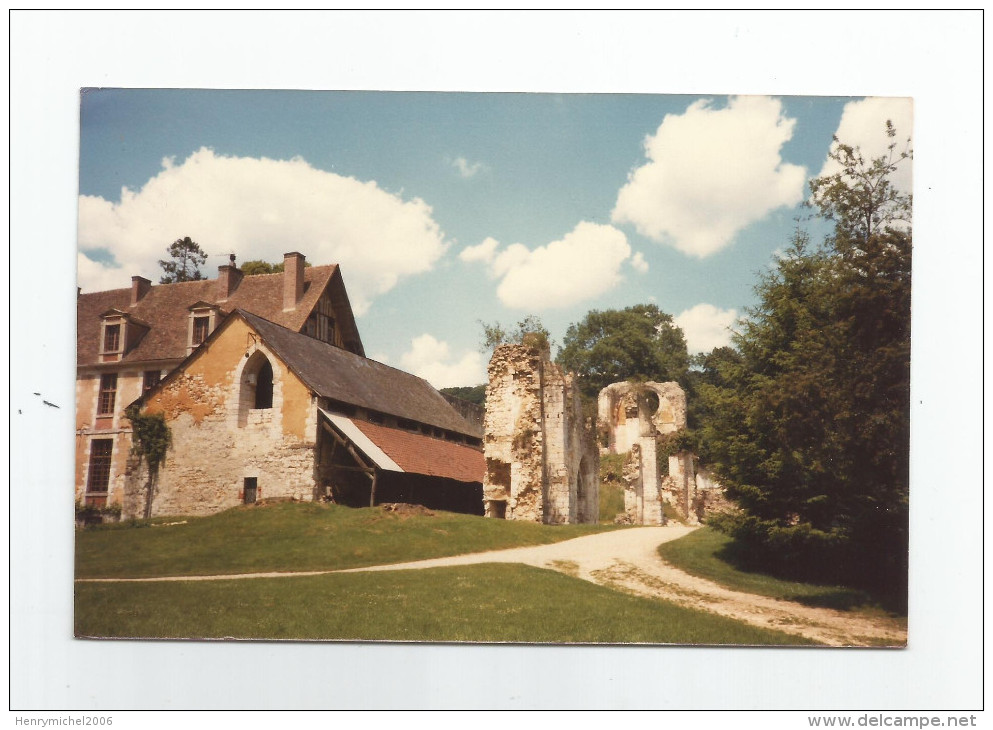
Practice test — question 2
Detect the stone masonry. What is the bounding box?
[124,323,320,519]
[482,344,598,524]
[598,381,698,525]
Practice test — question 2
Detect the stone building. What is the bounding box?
[76,253,484,518]
[598,381,697,524]
[481,344,598,524]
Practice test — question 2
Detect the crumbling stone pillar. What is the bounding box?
[482,344,598,524]
[665,451,697,526]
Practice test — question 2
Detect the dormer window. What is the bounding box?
[98,310,148,361]
[99,314,126,361]
[103,324,121,352]
[187,303,221,354]
[192,316,210,346]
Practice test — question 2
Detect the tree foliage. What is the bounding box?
[240,259,311,276]
[158,237,207,283]
[479,315,551,353]
[556,304,689,400]
[440,384,487,406]
[699,125,911,600]
[240,259,284,276]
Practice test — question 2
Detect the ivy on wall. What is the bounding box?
[125,404,172,519]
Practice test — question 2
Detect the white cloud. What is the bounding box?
[465,222,632,309]
[452,156,485,179]
[612,96,807,258]
[817,97,913,194]
[76,251,127,293]
[400,334,486,389]
[77,148,450,313]
[491,243,532,279]
[630,251,649,273]
[675,303,738,354]
[458,236,500,265]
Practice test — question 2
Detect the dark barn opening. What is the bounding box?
[373,471,484,516]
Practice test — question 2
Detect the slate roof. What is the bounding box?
[242,310,482,438]
[350,419,485,483]
[76,264,364,366]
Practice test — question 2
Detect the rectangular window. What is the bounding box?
[103,324,121,352]
[243,477,258,505]
[98,373,118,415]
[86,439,113,494]
[142,370,162,392]
[192,316,210,346]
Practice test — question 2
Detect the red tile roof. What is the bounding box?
[77,264,363,366]
[351,419,485,484]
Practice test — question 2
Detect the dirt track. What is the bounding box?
[78,525,906,646]
[339,525,906,647]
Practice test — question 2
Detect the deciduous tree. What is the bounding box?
[556,304,689,400]
[479,315,551,353]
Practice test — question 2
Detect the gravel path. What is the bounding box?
[339,525,907,647]
[78,525,906,646]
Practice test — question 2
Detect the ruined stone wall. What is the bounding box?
[691,467,734,523]
[482,344,598,524]
[541,360,599,524]
[126,319,319,519]
[662,452,696,525]
[599,381,694,525]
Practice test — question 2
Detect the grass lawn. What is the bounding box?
[598,453,627,523]
[75,502,615,579]
[658,527,906,617]
[598,482,624,524]
[75,563,817,645]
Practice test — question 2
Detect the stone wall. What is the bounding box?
[125,319,319,519]
[598,381,695,525]
[75,369,148,507]
[482,344,598,524]
[691,467,733,522]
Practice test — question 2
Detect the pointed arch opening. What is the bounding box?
[254,359,273,409]
[239,351,278,427]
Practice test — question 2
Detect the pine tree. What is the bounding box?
[158,236,207,283]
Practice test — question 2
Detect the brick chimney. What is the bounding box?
[217,256,243,301]
[283,252,305,311]
[130,276,151,306]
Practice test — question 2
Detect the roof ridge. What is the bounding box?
[79,262,340,295]
[238,307,434,387]
[234,309,474,436]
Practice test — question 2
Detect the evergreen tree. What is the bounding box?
[158,236,207,283]
[699,125,911,601]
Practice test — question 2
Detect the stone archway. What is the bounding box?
[597,381,690,525]
[237,349,280,428]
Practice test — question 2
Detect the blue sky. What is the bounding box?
[78,90,912,388]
